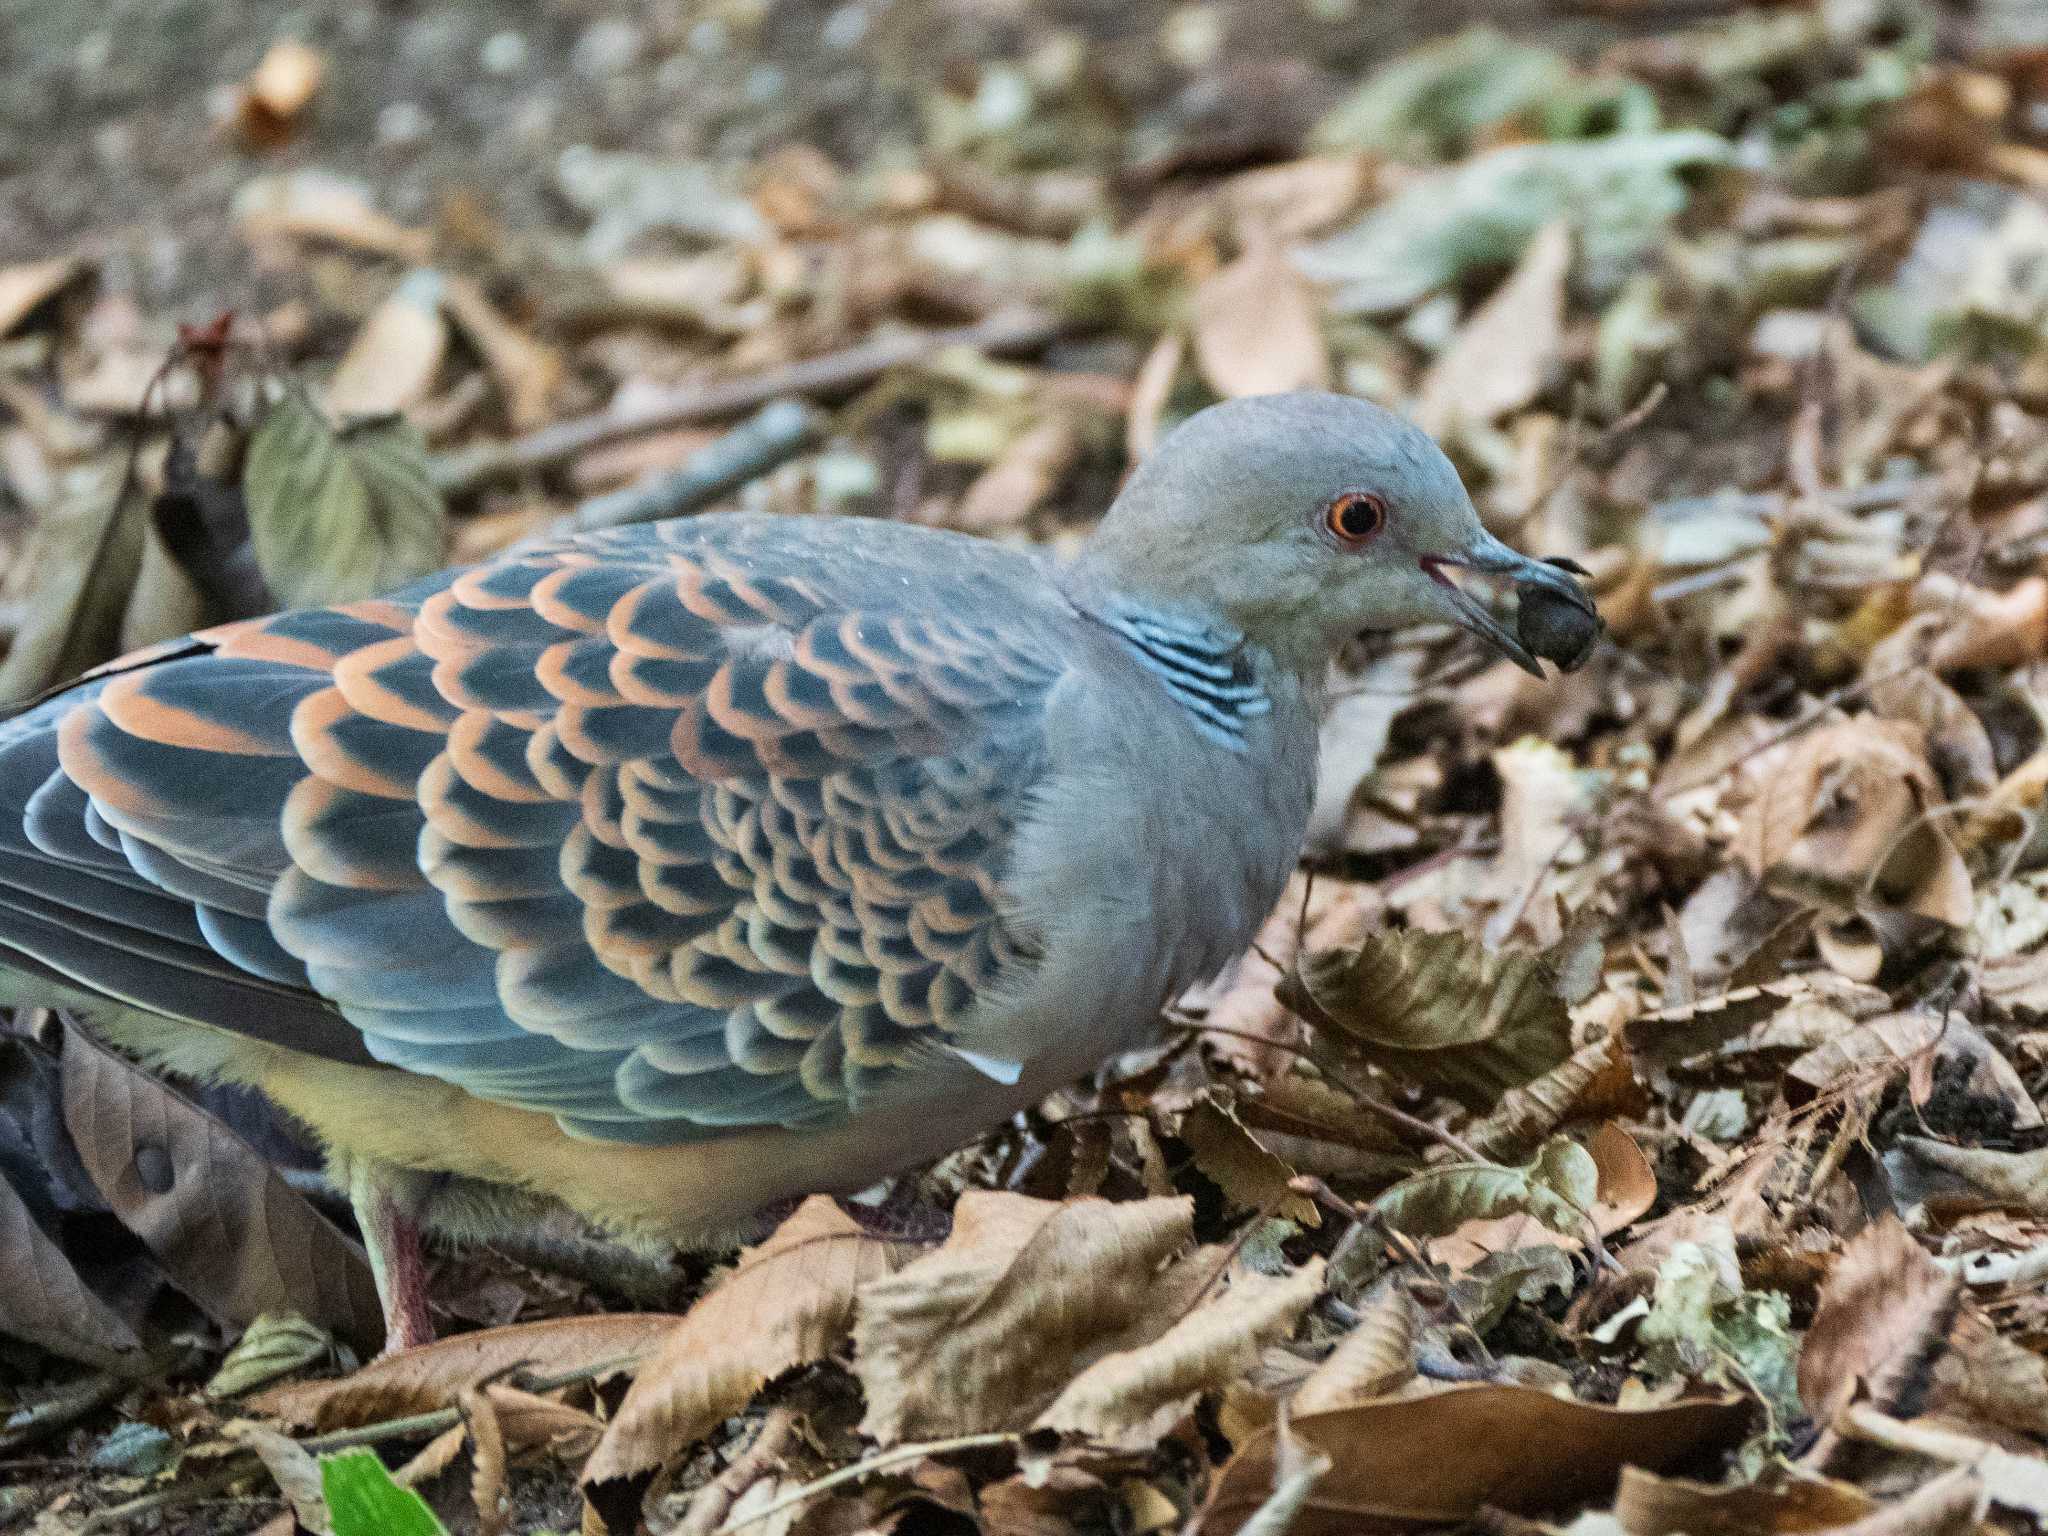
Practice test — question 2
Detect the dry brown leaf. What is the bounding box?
[0,255,88,338]
[59,1022,384,1349]
[441,275,565,432]
[1920,572,2048,673]
[1889,1138,2048,1217]
[1464,1035,1645,1163]
[1195,1386,1749,1534]
[1291,1282,1418,1414]
[1416,220,1571,438]
[1189,234,1331,399]
[1177,1093,1318,1226]
[1035,1260,1325,1447]
[238,40,325,147]
[1614,1464,1878,1535]
[227,1421,331,1534]
[1221,155,1375,242]
[583,1197,906,1488]
[1735,718,1972,926]
[0,1150,146,1369]
[236,170,431,262]
[1126,331,1185,466]
[1936,1309,2048,1440]
[324,271,448,419]
[852,1193,1193,1444]
[1785,1010,1946,1106]
[1283,928,1572,1111]
[1234,1072,1410,1182]
[955,411,1084,532]
[253,1313,683,1430]
[1624,973,1890,1067]
[460,1382,510,1536]
[1798,1217,1961,1428]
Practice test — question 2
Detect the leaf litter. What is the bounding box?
[5,2,2048,1533]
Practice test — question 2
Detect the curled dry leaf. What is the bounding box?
[234,169,431,262]
[1035,1260,1325,1448]
[0,1150,145,1369]
[1282,927,1573,1111]
[1291,1282,1418,1414]
[1464,1034,1645,1163]
[1177,1093,1319,1226]
[1374,1133,1598,1242]
[324,270,448,420]
[1195,1385,1749,1534]
[582,1195,909,1489]
[1798,1217,1961,1430]
[1190,233,1331,399]
[206,1313,333,1399]
[227,1420,333,1534]
[1886,1138,2048,1218]
[460,1382,510,1536]
[1784,1010,1946,1106]
[1734,718,1972,927]
[852,1192,1194,1444]
[1416,220,1571,438]
[252,1313,683,1430]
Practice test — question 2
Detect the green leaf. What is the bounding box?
[321,1450,447,1536]
[243,391,447,609]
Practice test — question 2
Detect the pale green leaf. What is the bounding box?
[243,392,447,609]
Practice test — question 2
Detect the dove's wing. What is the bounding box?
[0,516,1071,1143]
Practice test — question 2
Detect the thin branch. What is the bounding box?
[713,1432,1020,1535]
[431,308,1067,494]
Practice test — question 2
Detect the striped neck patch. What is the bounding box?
[1100,605,1271,749]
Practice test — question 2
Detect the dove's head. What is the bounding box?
[1079,391,1594,679]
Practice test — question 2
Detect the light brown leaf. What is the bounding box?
[1887,1138,2048,1217]
[1190,234,1331,398]
[324,271,448,419]
[1614,1464,1879,1535]
[1177,1093,1318,1226]
[441,275,565,432]
[583,1197,907,1487]
[0,255,88,338]
[1283,928,1573,1111]
[1376,1134,1598,1243]
[1291,1283,1417,1414]
[1465,1035,1645,1163]
[1035,1261,1325,1447]
[0,1148,145,1369]
[1785,1009,1947,1105]
[954,411,1083,532]
[235,170,431,262]
[253,1313,682,1430]
[1798,1217,1960,1427]
[1416,220,1571,437]
[227,1421,331,1534]
[1194,1386,1749,1534]
[59,1022,383,1349]
[237,40,325,146]
[852,1193,1194,1444]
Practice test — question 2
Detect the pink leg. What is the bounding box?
[343,1162,436,1354]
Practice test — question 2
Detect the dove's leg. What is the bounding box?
[339,1155,436,1354]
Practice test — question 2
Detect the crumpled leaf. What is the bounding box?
[1196,1385,1749,1533]
[1292,1282,1419,1414]
[1735,718,1972,927]
[1784,1009,1946,1105]
[1883,1138,2048,1218]
[583,1196,909,1489]
[1035,1260,1324,1448]
[207,1312,334,1399]
[242,391,447,609]
[1373,1134,1598,1241]
[1416,220,1571,438]
[852,1193,1194,1444]
[1297,131,1731,315]
[1614,1464,1881,1536]
[1177,1092,1318,1226]
[253,1313,681,1430]
[1282,928,1573,1111]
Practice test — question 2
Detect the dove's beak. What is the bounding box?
[1419,533,1595,678]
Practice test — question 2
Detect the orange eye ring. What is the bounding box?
[1324,490,1386,546]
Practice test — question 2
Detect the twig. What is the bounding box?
[677,1405,802,1536]
[712,1432,1020,1535]
[431,308,1067,494]
[560,400,823,534]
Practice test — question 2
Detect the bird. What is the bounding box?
[0,391,1593,1350]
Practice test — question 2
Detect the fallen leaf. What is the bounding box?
[582,1197,908,1489]
[0,255,88,338]
[235,170,431,262]
[252,1313,683,1430]
[1282,928,1573,1111]
[440,275,564,433]
[1177,1093,1318,1226]
[1613,1465,1877,1536]
[1291,1282,1417,1413]
[1886,1138,2048,1218]
[852,1193,1193,1444]
[238,40,325,148]
[1035,1260,1325,1447]
[60,1023,383,1348]
[242,391,447,608]
[1376,1134,1599,1242]
[1799,1217,1961,1429]
[1195,1386,1749,1533]
[954,410,1084,532]
[0,1147,146,1369]
[1416,220,1571,438]
[324,271,448,419]
[1190,233,1331,398]
[0,457,144,700]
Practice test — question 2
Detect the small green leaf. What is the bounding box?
[321,1450,447,1536]
[243,392,447,609]
[1372,1134,1599,1239]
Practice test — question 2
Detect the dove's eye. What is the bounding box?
[1323,490,1386,547]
